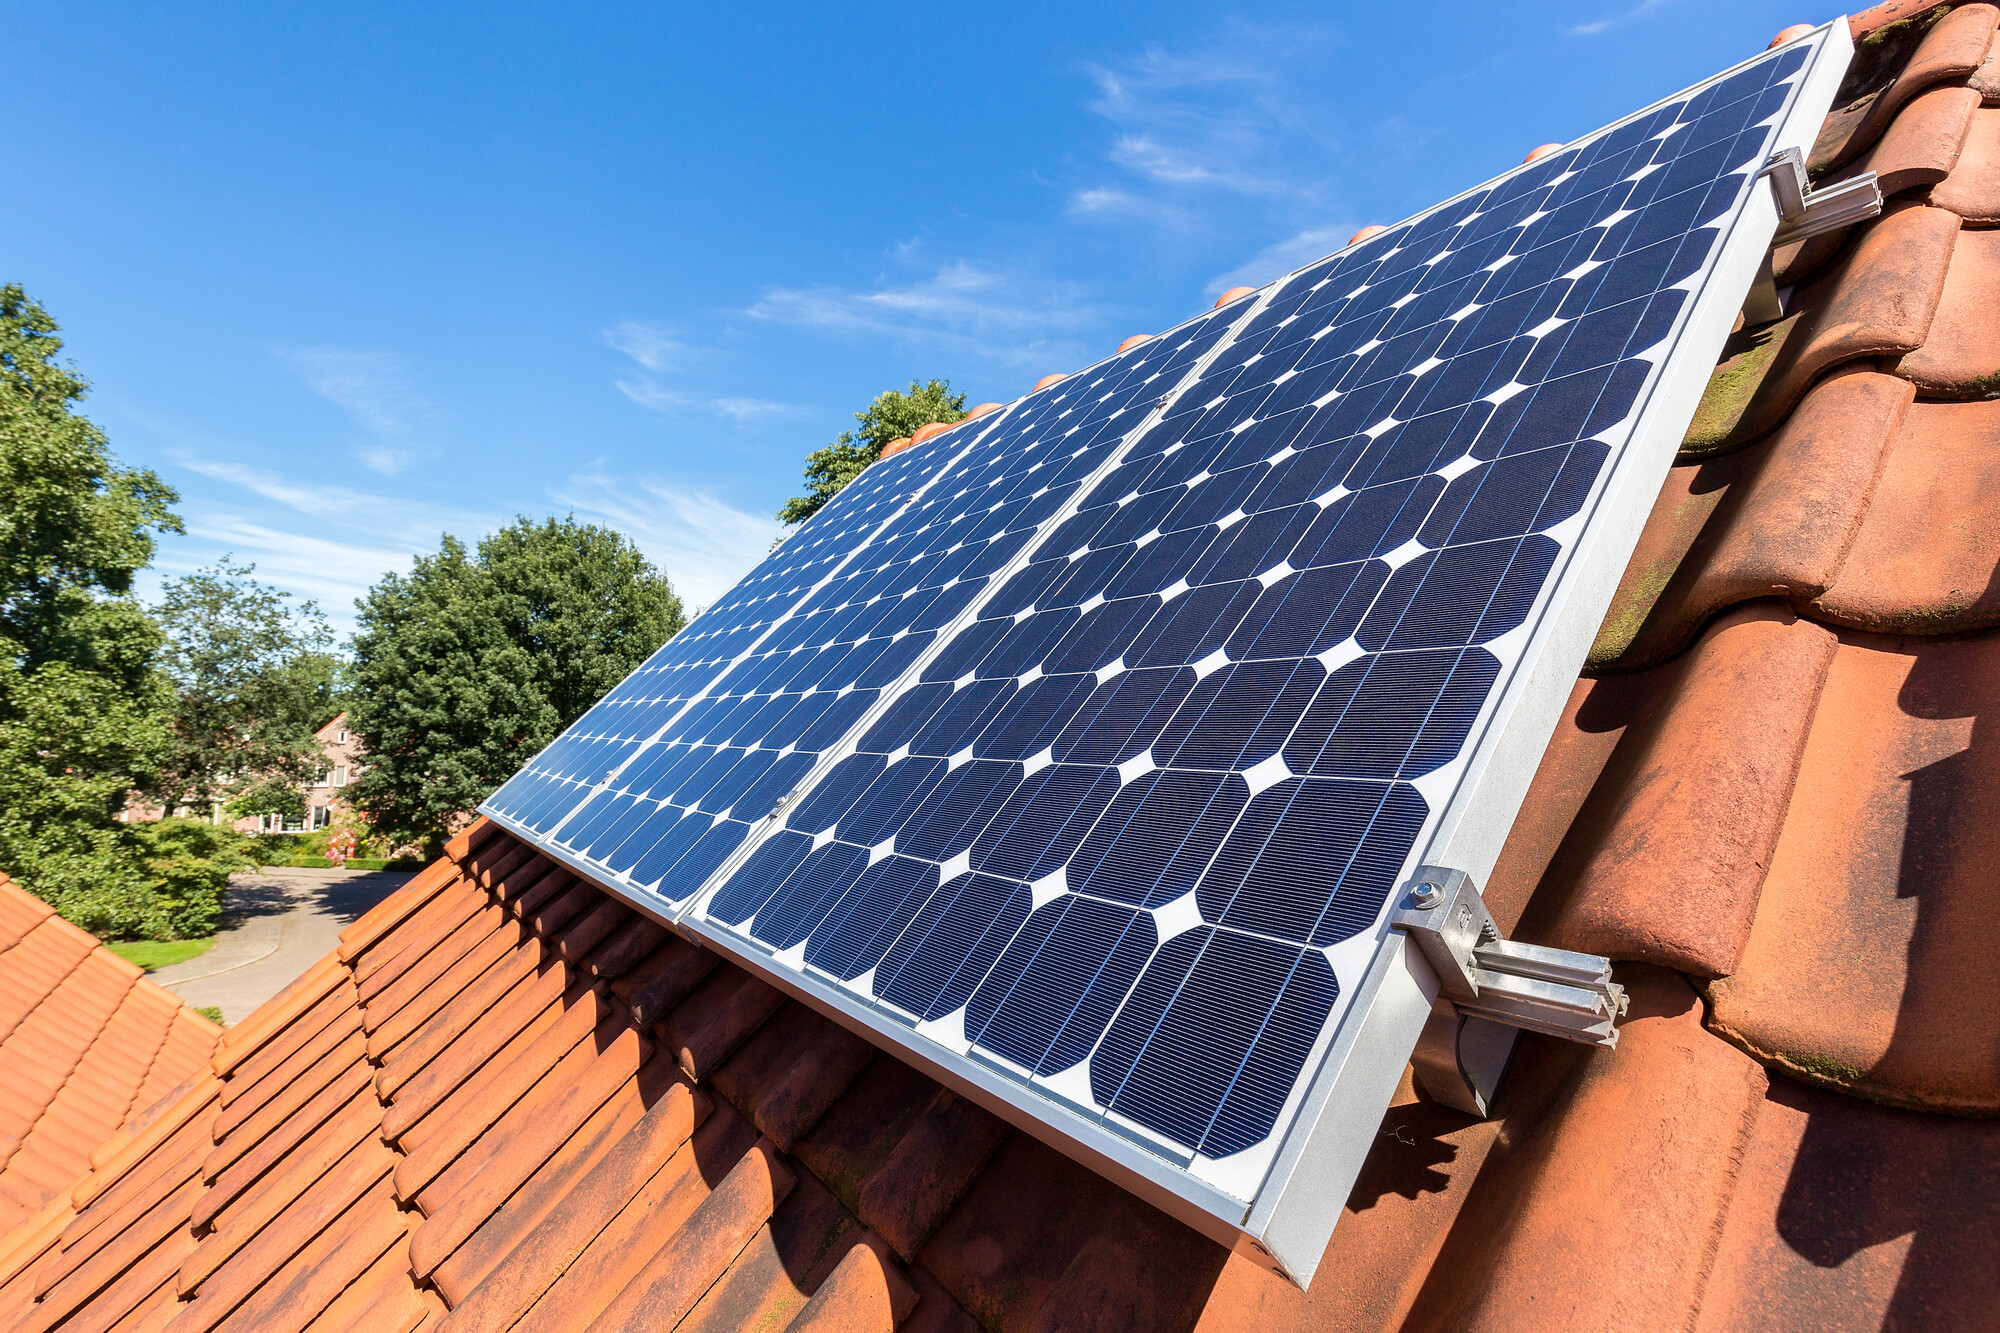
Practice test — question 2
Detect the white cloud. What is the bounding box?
[165,513,432,617]
[1206,225,1356,295]
[603,319,688,372]
[281,347,441,475]
[605,321,808,422]
[175,456,373,514]
[1570,0,1680,36]
[1065,186,1142,215]
[747,260,1101,368]
[711,397,810,422]
[614,377,808,422]
[554,469,784,608]
[1072,25,1341,216]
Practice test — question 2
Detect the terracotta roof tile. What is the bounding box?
[1815,397,2000,632]
[1895,223,2000,393]
[1693,1073,2000,1330]
[1814,2,1997,170]
[1591,367,1908,670]
[1832,81,1981,196]
[0,880,219,1237]
[1682,201,1957,456]
[1709,628,2000,1112]
[18,16,2000,1332]
[1973,36,2000,97]
[576,1140,796,1333]
[774,1233,918,1333]
[1928,102,2000,216]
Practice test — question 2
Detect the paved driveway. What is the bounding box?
[150,867,414,1025]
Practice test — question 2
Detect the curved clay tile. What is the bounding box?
[1117,334,1153,352]
[1708,628,2000,1113]
[878,436,913,459]
[963,401,1002,422]
[1522,142,1564,163]
[1032,373,1067,392]
[1816,398,2000,633]
[1680,202,1957,457]
[1769,23,1817,48]
[1213,286,1256,308]
[1593,369,1911,670]
[1813,1,1997,171]
[1974,38,2000,99]
[1504,605,1837,979]
[1828,82,1980,197]
[1896,224,2000,393]
[1347,224,1387,245]
[909,421,952,447]
[1930,103,2000,218]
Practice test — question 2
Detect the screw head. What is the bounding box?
[1409,881,1444,910]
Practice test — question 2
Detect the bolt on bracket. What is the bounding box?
[1391,866,1628,1116]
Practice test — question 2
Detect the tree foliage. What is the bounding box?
[349,515,686,846]
[0,284,191,937]
[778,378,966,524]
[153,558,346,816]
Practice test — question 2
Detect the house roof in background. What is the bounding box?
[0,876,221,1240]
[8,2,2000,1329]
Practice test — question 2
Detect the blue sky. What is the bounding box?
[7,0,1814,631]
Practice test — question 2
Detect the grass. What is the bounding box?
[106,936,216,972]
[195,1005,226,1026]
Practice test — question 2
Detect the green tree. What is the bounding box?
[350,515,686,846]
[152,557,347,818]
[779,378,966,524]
[0,284,187,937]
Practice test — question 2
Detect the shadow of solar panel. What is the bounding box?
[486,33,1830,1231]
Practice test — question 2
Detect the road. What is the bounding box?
[149,866,415,1025]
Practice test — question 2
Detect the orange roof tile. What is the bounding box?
[0,876,220,1240]
[12,8,2000,1330]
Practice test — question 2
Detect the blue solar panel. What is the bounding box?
[484,26,1846,1283]
[486,311,1241,911]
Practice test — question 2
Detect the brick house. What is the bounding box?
[234,712,364,836]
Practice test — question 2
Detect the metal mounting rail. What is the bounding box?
[1390,867,1629,1116]
[1762,146,1883,249]
[1742,148,1883,325]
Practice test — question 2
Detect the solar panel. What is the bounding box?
[484,23,1849,1285]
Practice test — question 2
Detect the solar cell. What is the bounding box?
[484,24,1849,1285]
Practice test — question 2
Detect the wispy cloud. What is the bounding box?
[605,322,809,421]
[281,347,442,475]
[747,260,1101,368]
[603,320,688,372]
[554,469,784,607]
[1569,0,1680,36]
[159,514,435,618]
[1070,25,1342,217]
[1205,225,1357,295]
[175,456,382,515]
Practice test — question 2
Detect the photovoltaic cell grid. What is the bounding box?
[485,307,1243,915]
[482,419,993,860]
[487,38,1812,1191]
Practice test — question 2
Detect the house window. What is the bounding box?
[312,767,330,788]
[311,805,331,830]
[337,730,349,743]
[332,765,349,788]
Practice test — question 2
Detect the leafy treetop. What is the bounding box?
[152,557,347,817]
[778,378,966,525]
[0,284,200,937]
[349,515,686,847]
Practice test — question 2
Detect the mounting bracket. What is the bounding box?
[1742,148,1883,325]
[1390,867,1628,1116]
